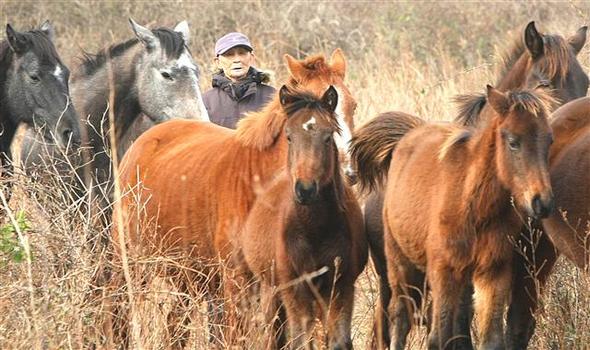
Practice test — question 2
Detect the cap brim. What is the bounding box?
[217,44,253,56]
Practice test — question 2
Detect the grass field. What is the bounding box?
[1,1,589,349]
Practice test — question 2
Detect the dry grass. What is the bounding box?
[0,1,589,349]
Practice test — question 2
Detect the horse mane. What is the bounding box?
[235,96,287,150]
[453,93,487,126]
[350,112,425,193]
[438,128,473,161]
[80,27,186,76]
[293,55,333,83]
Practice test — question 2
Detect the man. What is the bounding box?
[203,32,275,129]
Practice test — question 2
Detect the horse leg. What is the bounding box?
[384,230,425,350]
[167,276,193,349]
[365,190,391,350]
[325,282,354,350]
[506,232,558,350]
[472,264,512,350]
[281,285,315,350]
[453,283,474,350]
[206,274,225,348]
[427,263,467,350]
[261,284,287,350]
[542,211,588,269]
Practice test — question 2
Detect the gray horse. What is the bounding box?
[0,21,81,199]
[20,19,209,218]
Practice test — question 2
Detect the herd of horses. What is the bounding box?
[0,17,588,350]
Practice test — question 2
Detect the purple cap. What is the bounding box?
[214,32,253,56]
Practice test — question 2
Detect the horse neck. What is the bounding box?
[75,45,142,143]
[464,124,510,224]
[286,154,346,240]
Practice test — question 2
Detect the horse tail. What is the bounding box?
[453,93,487,126]
[350,112,425,193]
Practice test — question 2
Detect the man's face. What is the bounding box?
[216,46,255,82]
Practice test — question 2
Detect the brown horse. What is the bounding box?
[362,21,588,349]
[455,21,588,126]
[239,85,367,349]
[112,50,356,347]
[351,86,555,349]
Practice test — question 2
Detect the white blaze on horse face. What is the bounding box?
[302,116,316,131]
[333,87,353,155]
[53,65,64,83]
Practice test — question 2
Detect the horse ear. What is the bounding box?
[524,21,544,60]
[6,24,28,54]
[330,48,346,79]
[174,20,190,43]
[321,86,339,113]
[39,20,55,42]
[486,85,510,116]
[284,54,305,82]
[568,26,587,55]
[279,85,296,107]
[129,18,158,50]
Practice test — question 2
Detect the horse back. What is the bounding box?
[383,123,465,267]
[117,119,236,259]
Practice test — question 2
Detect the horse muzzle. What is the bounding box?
[294,180,319,205]
[531,193,554,219]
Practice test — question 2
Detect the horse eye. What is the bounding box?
[323,134,332,144]
[286,135,292,144]
[161,71,173,80]
[29,74,40,83]
[508,138,521,151]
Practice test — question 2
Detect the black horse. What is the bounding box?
[0,21,81,199]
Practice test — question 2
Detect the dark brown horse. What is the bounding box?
[351,86,555,349]
[362,21,588,349]
[112,50,356,347]
[239,86,367,349]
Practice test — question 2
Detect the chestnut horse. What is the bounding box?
[113,50,356,347]
[351,86,555,349]
[239,86,367,349]
[362,21,588,349]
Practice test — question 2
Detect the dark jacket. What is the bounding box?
[203,67,275,129]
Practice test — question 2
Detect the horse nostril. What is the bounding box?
[532,194,554,219]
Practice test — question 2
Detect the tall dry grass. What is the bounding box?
[0,1,589,349]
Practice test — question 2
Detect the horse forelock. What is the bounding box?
[152,28,185,59]
[283,89,342,135]
[506,88,557,118]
